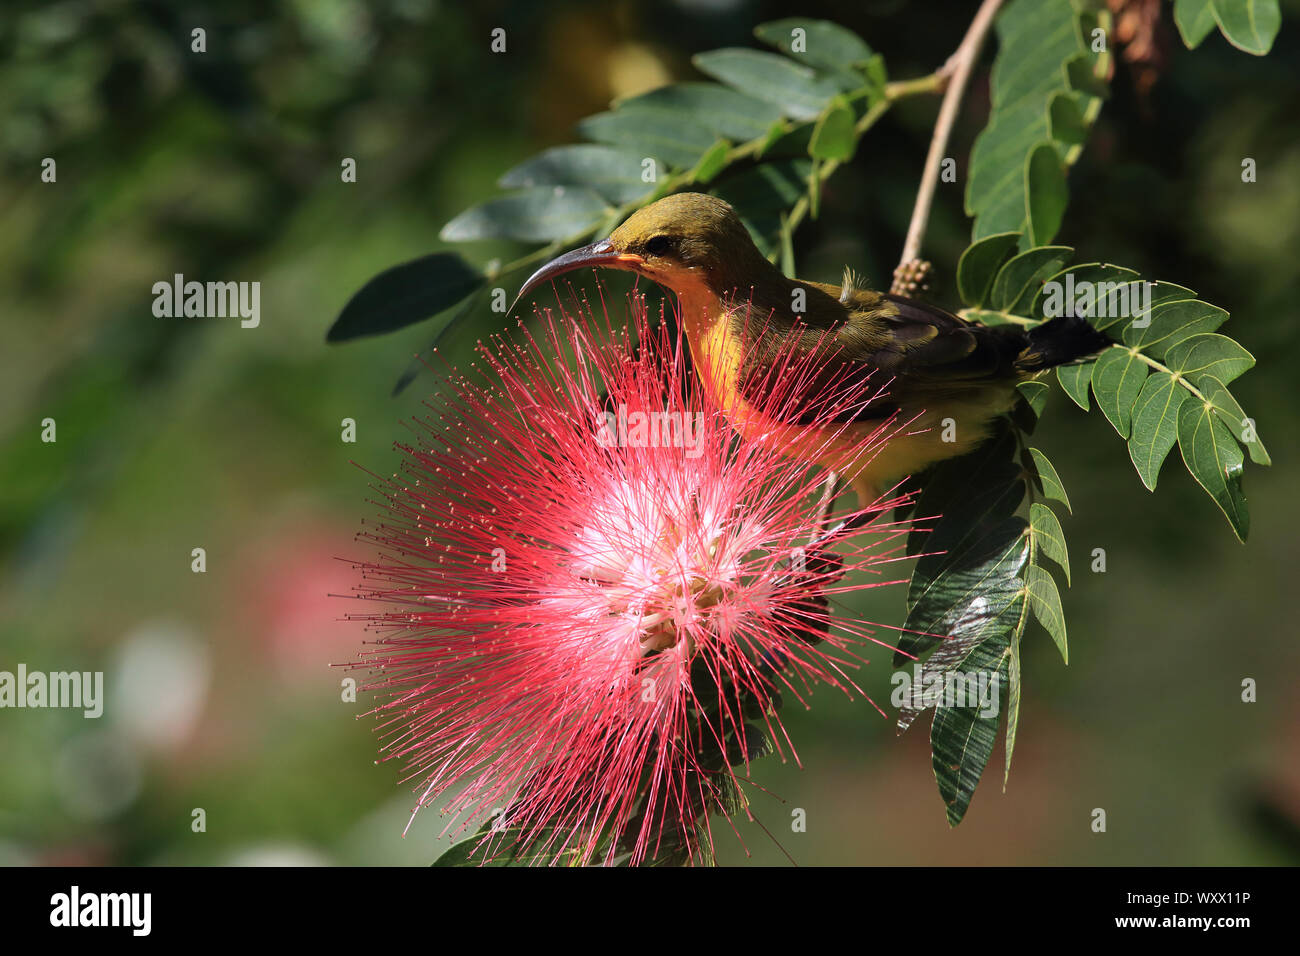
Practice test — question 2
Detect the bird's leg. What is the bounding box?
[807,471,844,546]
[806,510,877,551]
[889,258,933,297]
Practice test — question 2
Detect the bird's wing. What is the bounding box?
[736,286,1025,425]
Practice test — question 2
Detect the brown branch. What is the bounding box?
[896,0,1005,273]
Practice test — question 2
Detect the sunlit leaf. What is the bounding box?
[1200,376,1271,465]
[1056,362,1093,410]
[1029,501,1070,585]
[690,139,732,184]
[1211,0,1281,55]
[1174,0,1218,48]
[1178,399,1250,541]
[1017,379,1049,417]
[1024,142,1067,246]
[966,0,1105,240]
[808,96,856,160]
[957,232,1022,308]
[1121,298,1228,356]
[1024,563,1067,663]
[1127,371,1188,490]
[1090,346,1148,439]
[1031,262,1141,321]
[1163,333,1255,387]
[989,246,1073,314]
[1027,447,1070,512]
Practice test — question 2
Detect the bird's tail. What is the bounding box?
[1013,315,1112,372]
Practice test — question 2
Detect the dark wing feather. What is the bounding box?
[735,287,1026,425]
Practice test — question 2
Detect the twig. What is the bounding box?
[896,0,1005,272]
[808,472,843,545]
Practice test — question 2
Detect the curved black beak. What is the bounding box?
[510,240,646,313]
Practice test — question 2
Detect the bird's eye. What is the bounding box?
[644,235,674,257]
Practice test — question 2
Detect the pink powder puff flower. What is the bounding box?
[345,291,913,866]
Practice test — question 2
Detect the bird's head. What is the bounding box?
[514,193,776,309]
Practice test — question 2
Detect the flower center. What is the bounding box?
[636,572,728,656]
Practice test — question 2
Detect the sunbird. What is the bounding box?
[515,192,1109,506]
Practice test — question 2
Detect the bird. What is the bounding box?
[513,192,1110,507]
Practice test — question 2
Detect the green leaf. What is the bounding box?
[577,110,716,171]
[1175,0,1218,48]
[808,96,856,160]
[863,54,888,95]
[1024,563,1067,663]
[1029,501,1070,585]
[753,18,875,70]
[690,139,732,184]
[1004,633,1022,787]
[1211,0,1282,55]
[1178,399,1250,541]
[1032,262,1141,321]
[957,233,1022,308]
[778,213,795,278]
[1079,279,1195,333]
[966,0,1106,239]
[989,246,1073,314]
[692,49,842,121]
[499,145,652,205]
[1027,447,1071,512]
[1024,142,1068,246]
[932,646,1013,826]
[327,252,484,342]
[726,723,776,765]
[1063,51,1109,100]
[711,160,812,253]
[755,118,791,158]
[1200,376,1271,465]
[1090,346,1148,439]
[441,187,609,242]
[615,83,784,143]
[1056,362,1093,410]
[1121,298,1228,357]
[1017,379,1049,417]
[1047,91,1087,147]
[1127,371,1189,490]
[433,819,588,867]
[899,428,1027,664]
[757,123,815,159]
[1163,333,1255,387]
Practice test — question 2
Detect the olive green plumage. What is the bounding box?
[606,192,1109,427]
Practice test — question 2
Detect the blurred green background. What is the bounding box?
[1,0,1297,866]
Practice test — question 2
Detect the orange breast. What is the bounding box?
[676,287,886,490]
